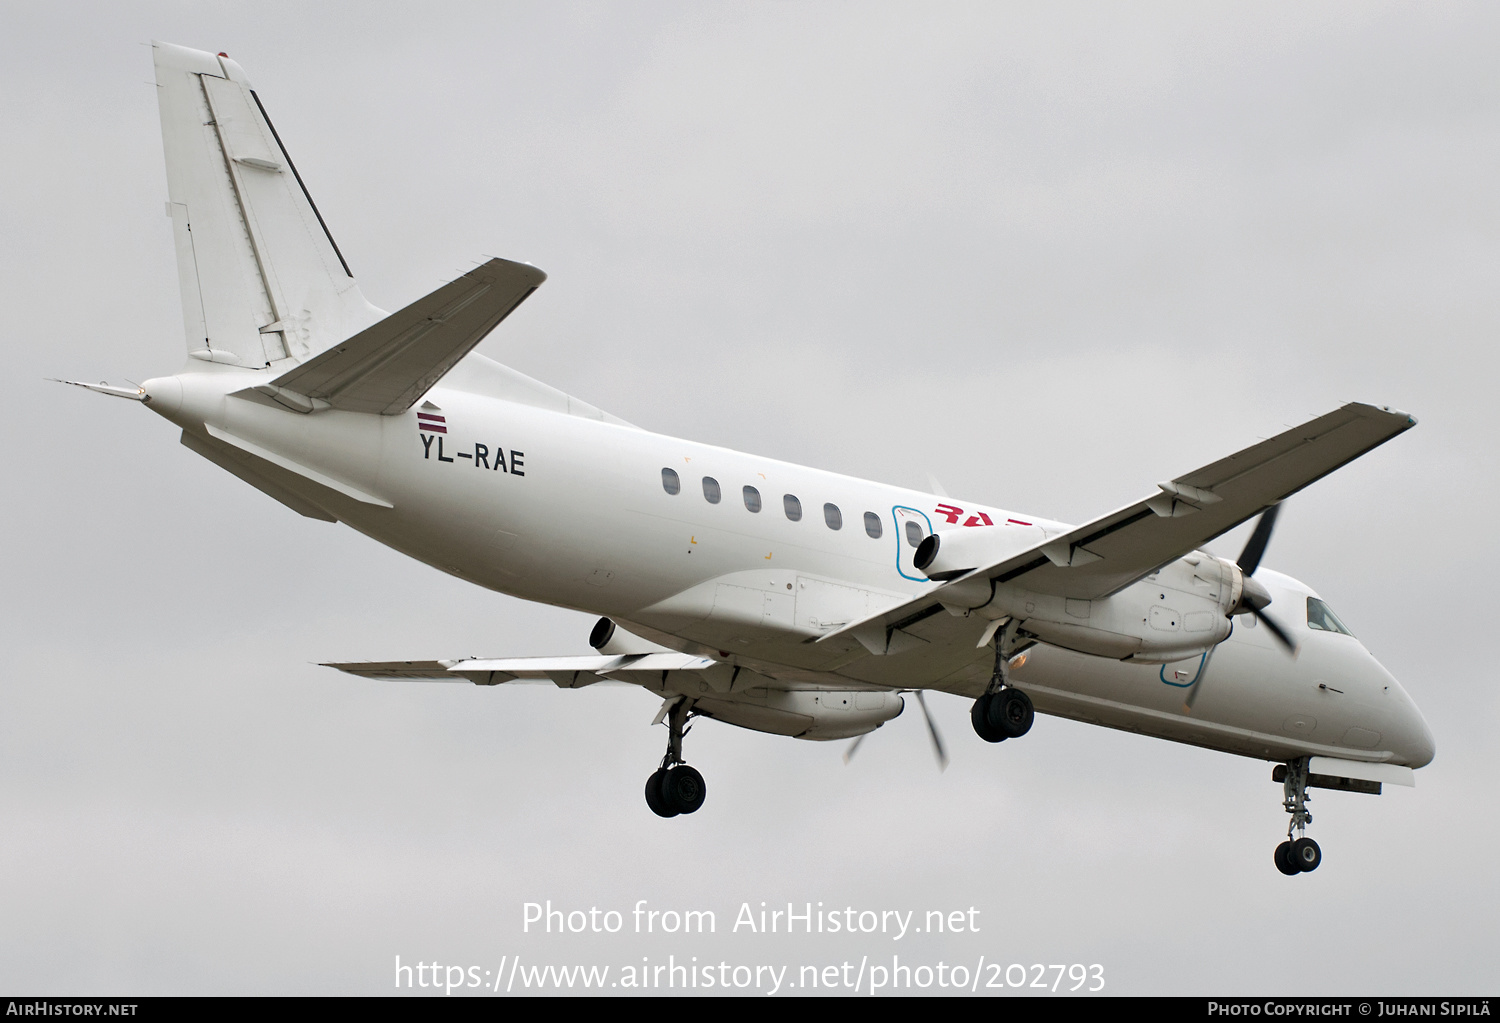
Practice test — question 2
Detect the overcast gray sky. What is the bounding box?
[3,1,1497,995]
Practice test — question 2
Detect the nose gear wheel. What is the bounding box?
[1273,758,1322,874]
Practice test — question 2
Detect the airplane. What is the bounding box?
[63,42,1434,877]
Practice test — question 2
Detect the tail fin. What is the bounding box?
[153,42,384,369]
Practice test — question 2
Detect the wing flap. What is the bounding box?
[323,653,715,687]
[322,660,467,680]
[269,257,546,415]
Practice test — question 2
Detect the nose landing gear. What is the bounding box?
[1273,758,1322,875]
[972,622,1034,743]
[645,696,707,818]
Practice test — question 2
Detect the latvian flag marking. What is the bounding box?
[417,412,447,434]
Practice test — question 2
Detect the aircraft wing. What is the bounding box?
[269,257,545,415]
[821,402,1415,650]
[325,652,717,688]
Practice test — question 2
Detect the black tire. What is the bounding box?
[645,768,678,818]
[996,688,1034,739]
[1274,841,1299,875]
[971,695,1006,743]
[1290,837,1321,873]
[663,765,707,815]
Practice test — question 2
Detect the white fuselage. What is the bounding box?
[141,356,1436,771]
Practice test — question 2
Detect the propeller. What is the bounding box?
[1233,504,1299,655]
[1185,503,1298,712]
[843,689,949,771]
[913,691,950,771]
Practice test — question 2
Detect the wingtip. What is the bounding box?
[1351,401,1417,427]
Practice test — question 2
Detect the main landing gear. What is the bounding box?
[645,696,707,818]
[1272,758,1322,875]
[971,622,1034,744]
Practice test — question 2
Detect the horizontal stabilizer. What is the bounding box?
[266,258,546,414]
[821,402,1415,644]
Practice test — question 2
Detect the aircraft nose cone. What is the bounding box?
[141,376,182,416]
[1405,704,1437,769]
[1388,676,1436,769]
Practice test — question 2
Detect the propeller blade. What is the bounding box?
[913,690,949,772]
[1191,506,1296,712]
[1183,651,1214,713]
[1254,607,1300,655]
[1237,504,1282,576]
[841,733,866,765]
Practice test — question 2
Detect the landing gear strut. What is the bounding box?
[972,622,1034,743]
[1273,758,1322,875]
[645,696,707,818]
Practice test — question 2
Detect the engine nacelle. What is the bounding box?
[914,528,1016,581]
[691,689,905,740]
[589,617,675,655]
[980,553,1244,663]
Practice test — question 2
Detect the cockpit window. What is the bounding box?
[1306,597,1354,637]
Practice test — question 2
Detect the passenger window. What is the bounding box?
[661,468,680,495]
[905,520,925,548]
[1306,597,1354,636]
[702,477,721,504]
[784,494,802,521]
[743,485,762,512]
[864,512,883,539]
[824,503,843,530]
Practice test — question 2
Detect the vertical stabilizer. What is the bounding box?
[153,42,385,369]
